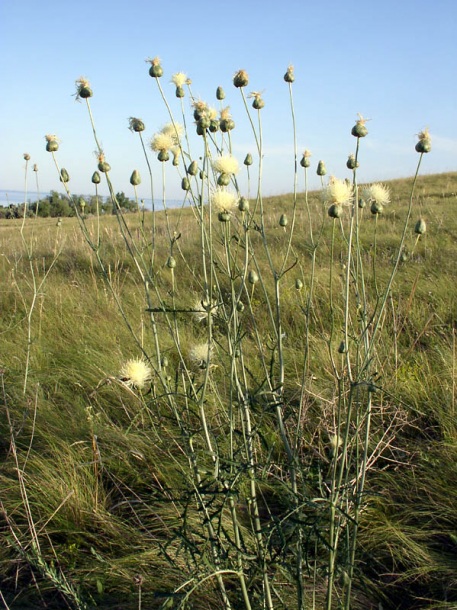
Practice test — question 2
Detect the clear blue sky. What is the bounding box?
[1,0,456,201]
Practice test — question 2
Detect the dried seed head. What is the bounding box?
[75,77,93,100]
[233,69,249,88]
[23,153,31,161]
[284,65,295,83]
[147,56,163,78]
[128,117,145,133]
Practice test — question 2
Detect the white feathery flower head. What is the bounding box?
[171,72,187,87]
[211,188,238,212]
[120,358,152,390]
[323,177,353,206]
[190,342,212,366]
[212,155,239,176]
[193,296,217,322]
[151,132,175,152]
[363,183,390,206]
[161,122,184,144]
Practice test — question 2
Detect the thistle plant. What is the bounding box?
[36,58,434,610]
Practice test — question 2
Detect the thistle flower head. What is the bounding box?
[193,296,217,322]
[160,122,184,144]
[23,153,31,161]
[120,358,152,390]
[211,188,238,212]
[171,72,188,87]
[233,69,249,88]
[249,91,265,110]
[363,183,390,206]
[284,65,295,83]
[416,127,432,153]
[212,155,239,176]
[150,131,175,152]
[33,164,38,172]
[146,56,163,77]
[351,113,369,138]
[220,106,232,121]
[190,342,212,368]
[45,134,59,152]
[323,177,353,206]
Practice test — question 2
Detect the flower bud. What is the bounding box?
[218,211,231,222]
[98,161,111,173]
[157,150,170,162]
[338,341,346,354]
[284,65,295,83]
[236,301,245,312]
[91,171,101,184]
[233,69,249,88]
[351,115,368,138]
[188,161,198,176]
[216,86,225,100]
[346,154,359,170]
[23,153,31,161]
[130,170,141,186]
[279,214,288,227]
[414,218,426,235]
[166,256,176,269]
[295,278,303,290]
[358,197,366,209]
[370,201,383,215]
[220,118,235,132]
[328,203,343,219]
[75,77,93,100]
[59,168,70,183]
[300,151,311,168]
[128,117,145,132]
[45,134,59,152]
[250,92,265,110]
[148,57,163,78]
[175,86,185,98]
[181,177,190,191]
[33,164,38,172]
[415,129,431,153]
[248,270,259,284]
[317,160,327,176]
[238,197,249,212]
[209,119,220,133]
[244,153,253,166]
[217,173,231,187]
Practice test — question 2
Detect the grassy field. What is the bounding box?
[1,170,456,609]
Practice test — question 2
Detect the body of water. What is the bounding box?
[0,189,184,210]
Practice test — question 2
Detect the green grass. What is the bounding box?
[1,171,457,609]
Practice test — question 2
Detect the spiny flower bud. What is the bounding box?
[23,153,31,161]
[233,69,249,88]
[128,117,145,133]
[60,168,70,183]
[244,153,253,166]
[414,218,426,235]
[300,150,311,168]
[346,154,359,170]
[317,160,327,176]
[147,57,163,78]
[45,134,59,152]
[284,65,295,83]
[216,86,225,100]
[130,170,141,186]
[91,171,101,184]
[415,128,431,153]
[351,114,368,138]
[328,203,343,219]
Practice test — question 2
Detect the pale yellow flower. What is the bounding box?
[323,177,353,206]
[212,155,239,176]
[190,342,212,366]
[171,72,187,87]
[363,183,390,206]
[161,122,184,144]
[211,188,238,212]
[120,358,152,390]
[150,132,175,152]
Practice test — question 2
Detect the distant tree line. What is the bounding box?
[0,191,139,219]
